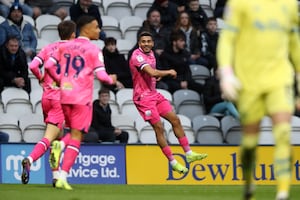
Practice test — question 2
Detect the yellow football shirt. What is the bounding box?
[217,0,300,91]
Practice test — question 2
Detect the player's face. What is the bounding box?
[138,36,154,53]
[86,20,100,40]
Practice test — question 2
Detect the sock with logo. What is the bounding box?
[240,133,258,189]
[29,137,50,163]
[61,138,81,173]
[273,123,291,195]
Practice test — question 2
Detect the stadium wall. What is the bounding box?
[1,144,299,185]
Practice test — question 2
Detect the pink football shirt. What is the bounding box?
[50,37,110,105]
[129,47,157,101]
[30,41,67,100]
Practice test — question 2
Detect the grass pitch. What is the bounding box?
[1,184,299,200]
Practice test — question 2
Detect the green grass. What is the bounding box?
[1,184,299,200]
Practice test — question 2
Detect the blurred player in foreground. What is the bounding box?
[21,20,76,186]
[45,15,116,190]
[217,0,300,199]
[129,31,207,174]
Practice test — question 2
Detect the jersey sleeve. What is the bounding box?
[217,0,243,68]
[131,51,148,71]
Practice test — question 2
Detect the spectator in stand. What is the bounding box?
[26,0,68,20]
[150,0,178,29]
[159,30,204,95]
[0,3,37,61]
[83,88,129,144]
[70,0,105,40]
[0,35,31,93]
[0,0,33,17]
[199,17,219,70]
[102,37,133,92]
[174,11,208,67]
[203,70,239,118]
[213,0,227,18]
[186,0,208,32]
[170,0,186,12]
[138,8,171,57]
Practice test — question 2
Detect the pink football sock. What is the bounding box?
[162,146,175,161]
[59,132,71,149]
[178,136,191,153]
[29,137,50,162]
[61,139,81,173]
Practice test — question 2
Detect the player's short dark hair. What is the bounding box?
[76,15,97,31]
[138,31,153,41]
[58,20,76,40]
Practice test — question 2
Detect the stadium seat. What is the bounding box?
[220,115,242,144]
[130,0,153,20]
[91,39,105,50]
[116,88,133,108]
[101,15,122,40]
[156,88,173,103]
[19,113,46,143]
[165,114,195,144]
[30,77,41,91]
[35,14,61,42]
[0,113,23,142]
[289,115,300,145]
[135,116,160,144]
[119,16,143,43]
[36,38,50,53]
[259,116,274,145]
[30,88,43,114]
[116,39,135,56]
[192,115,224,144]
[189,64,211,85]
[102,0,132,21]
[173,89,205,120]
[111,114,139,143]
[23,15,35,27]
[1,88,33,118]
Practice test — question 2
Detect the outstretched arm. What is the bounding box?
[142,64,177,79]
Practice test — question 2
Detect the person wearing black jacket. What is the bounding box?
[0,35,31,93]
[159,30,203,95]
[102,37,132,92]
[83,88,129,144]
